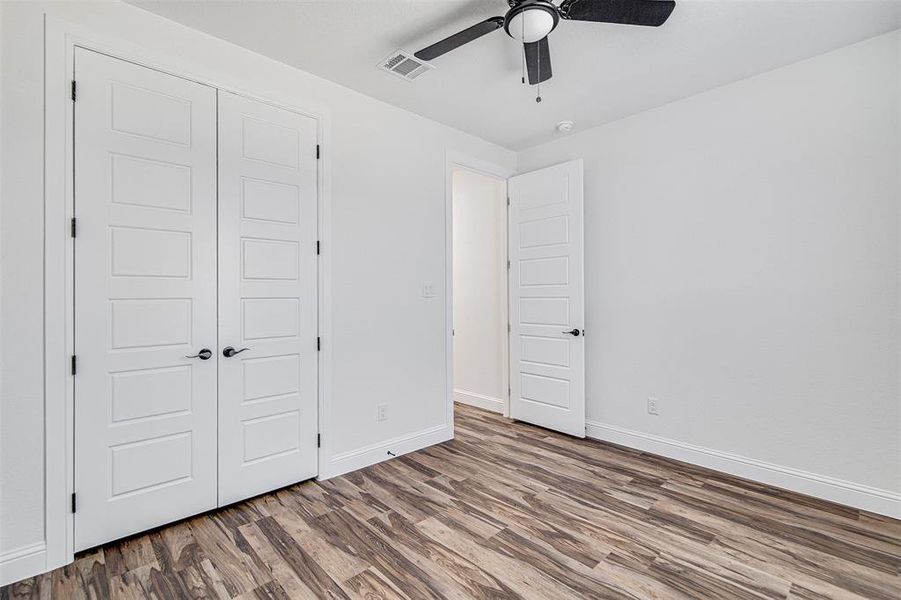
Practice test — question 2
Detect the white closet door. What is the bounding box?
[73,48,218,550]
[217,91,319,505]
[508,159,585,437]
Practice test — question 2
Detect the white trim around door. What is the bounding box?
[41,15,331,579]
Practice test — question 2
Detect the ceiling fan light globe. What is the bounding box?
[508,9,555,43]
[504,2,560,43]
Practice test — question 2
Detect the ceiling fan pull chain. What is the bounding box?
[521,49,525,84]
[521,17,526,84]
[536,38,542,103]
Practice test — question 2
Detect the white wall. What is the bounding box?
[518,31,901,509]
[452,168,507,414]
[0,0,515,579]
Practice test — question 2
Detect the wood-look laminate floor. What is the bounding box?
[3,403,899,599]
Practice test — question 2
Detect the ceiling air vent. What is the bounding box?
[378,49,434,82]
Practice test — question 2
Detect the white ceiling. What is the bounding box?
[129,0,901,150]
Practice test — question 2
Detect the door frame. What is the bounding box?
[44,16,331,572]
[445,150,516,419]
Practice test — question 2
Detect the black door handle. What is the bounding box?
[223,346,250,358]
[562,328,582,337]
[185,348,212,360]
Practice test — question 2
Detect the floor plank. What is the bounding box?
[2,404,899,599]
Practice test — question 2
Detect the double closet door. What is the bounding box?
[73,48,318,551]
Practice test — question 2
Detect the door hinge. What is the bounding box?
[317,337,321,351]
[70,217,77,238]
[317,434,321,448]
[508,323,511,333]
[71,355,77,375]
[71,80,76,102]
[316,240,320,255]
[507,197,511,206]
[71,493,76,513]
[316,144,320,159]
[507,259,510,270]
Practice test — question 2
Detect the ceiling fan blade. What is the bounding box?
[524,37,552,85]
[561,0,676,27]
[414,17,505,61]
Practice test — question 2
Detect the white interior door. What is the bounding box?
[508,159,585,437]
[73,48,218,550]
[217,91,319,506]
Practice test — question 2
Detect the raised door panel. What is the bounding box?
[217,91,318,506]
[73,48,218,551]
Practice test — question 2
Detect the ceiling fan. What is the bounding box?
[415,0,676,88]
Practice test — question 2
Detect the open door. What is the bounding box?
[508,159,585,437]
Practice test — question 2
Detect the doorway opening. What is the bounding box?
[451,167,510,416]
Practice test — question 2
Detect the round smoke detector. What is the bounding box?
[556,120,575,133]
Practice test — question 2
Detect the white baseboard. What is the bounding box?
[0,542,47,587]
[586,420,901,519]
[319,424,453,480]
[454,389,504,414]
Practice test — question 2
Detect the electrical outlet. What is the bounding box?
[422,283,435,298]
[377,403,388,422]
[647,397,660,416]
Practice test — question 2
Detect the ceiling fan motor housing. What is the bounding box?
[504,0,560,43]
